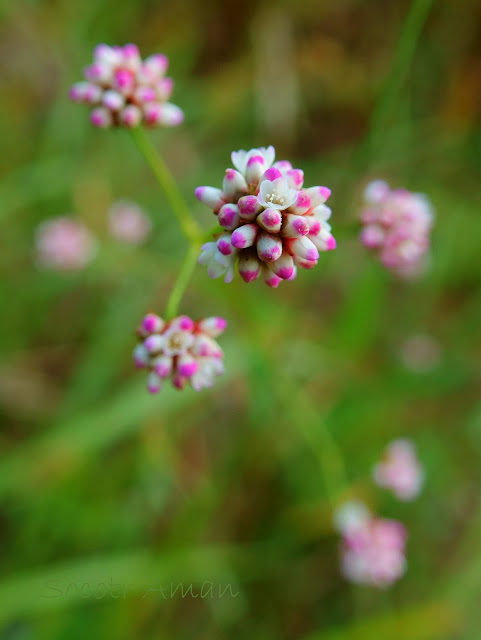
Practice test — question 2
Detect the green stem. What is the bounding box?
[354,0,434,169]
[129,127,201,242]
[297,393,349,506]
[164,241,200,320]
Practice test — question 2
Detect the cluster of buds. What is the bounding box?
[334,501,407,588]
[360,180,434,278]
[69,44,184,129]
[196,146,336,287]
[373,439,424,501]
[108,200,151,245]
[133,313,227,393]
[35,217,96,271]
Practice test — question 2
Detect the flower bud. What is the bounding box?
[286,236,319,262]
[238,195,262,221]
[256,232,282,263]
[194,187,225,212]
[218,204,241,231]
[256,208,282,233]
[231,224,258,249]
[90,107,113,128]
[280,214,309,238]
[238,250,261,283]
[222,169,248,200]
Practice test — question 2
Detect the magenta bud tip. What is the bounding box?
[263,167,283,181]
[327,236,337,250]
[320,186,331,201]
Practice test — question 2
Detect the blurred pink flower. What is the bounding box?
[196,146,336,287]
[108,200,151,244]
[35,217,96,271]
[134,313,227,393]
[70,44,184,129]
[373,439,424,501]
[334,501,407,587]
[360,180,434,278]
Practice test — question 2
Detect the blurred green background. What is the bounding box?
[1,0,480,638]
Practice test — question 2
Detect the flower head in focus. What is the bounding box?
[360,180,434,278]
[35,217,96,271]
[334,501,408,588]
[134,313,227,393]
[373,439,424,501]
[108,200,151,244]
[70,44,184,129]
[195,146,336,287]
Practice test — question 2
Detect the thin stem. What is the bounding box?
[164,241,200,320]
[129,127,201,241]
[276,380,348,506]
[297,391,349,506]
[354,0,434,169]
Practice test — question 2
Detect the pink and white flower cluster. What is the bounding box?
[108,200,151,245]
[69,44,184,129]
[360,180,434,278]
[373,439,424,501]
[35,217,96,271]
[133,313,227,393]
[196,146,336,287]
[334,501,407,588]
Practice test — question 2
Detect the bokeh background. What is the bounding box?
[1,0,480,638]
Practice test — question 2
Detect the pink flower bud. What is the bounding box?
[238,195,262,221]
[245,155,266,185]
[218,204,241,230]
[147,372,162,394]
[270,250,294,280]
[197,317,227,338]
[222,169,248,200]
[152,355,173,378]
[261,167,283,182]
[238,251,261,283]
[285,169,304,190]
[231,223,258,249]
[113,68,135,94]
[216,233,234,256]
[304,186,331,207]
[263,267,282,288]
[280,214,309,238]
[133,344,149,368]
[177,354,199,378]
[119,104,142,128]
[195,186,225,212]
[288,191,311,215]
[144,335,164,353]
[157,77,174,100]
[256,232,282,263]
[84,62,111,84]
[256,208,282,233]
[90,107,113,128]
[102,90,125,111]
[286,236,319,262]
[158,103,184,127]
[142,313,164,333]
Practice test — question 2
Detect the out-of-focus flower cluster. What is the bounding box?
[334,501,407,588]
[70,44,184,129]
[360,180,434,278]
[35,202,151,272]
[35,217,96,271]
[133,313,227,393]
[108,200,151,245]
[334,439,423,587]
[196,146,336,287]
[373,439,424,501]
